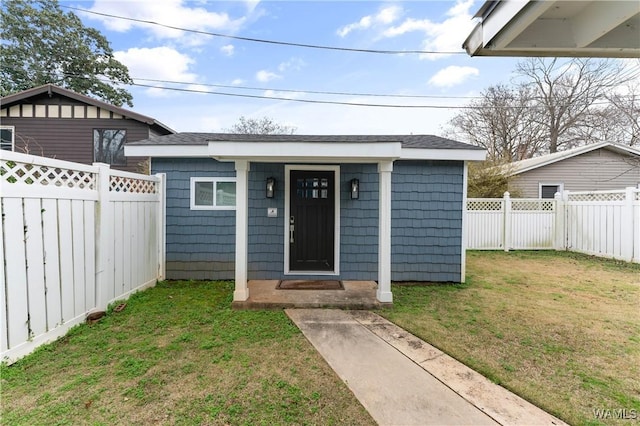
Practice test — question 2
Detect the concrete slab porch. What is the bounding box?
[232,280,390,310]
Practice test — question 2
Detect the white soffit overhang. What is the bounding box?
[464,0,640,58]
[126,142,486,162]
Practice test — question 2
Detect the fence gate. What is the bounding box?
[1,151,165,364]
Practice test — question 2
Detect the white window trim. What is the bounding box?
[539,182,564,198]
[190,177,237,210]
[1,125,15,151]
[284,165,340,276]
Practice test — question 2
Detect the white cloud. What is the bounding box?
[428,66,479,88]
[114,46,200,96]
[337,5,402,37]
[220,44,235,56]
[231,78,245,85]
[86,0,249,46]
[278,57,306,73]
[381,0,476,59]
[256,70,281,82]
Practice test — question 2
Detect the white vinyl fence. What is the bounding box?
[1,151,165,364]
[466,188,640,264]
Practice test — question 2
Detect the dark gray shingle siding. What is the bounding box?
[391,161,463,282]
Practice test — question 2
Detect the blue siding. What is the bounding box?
[340,164,378,280]
[247,163,285,279]
[391,160,463,282]
[153,158,236,280]
[153,158,464,283]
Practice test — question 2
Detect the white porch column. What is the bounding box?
[234,160,250,301]
[460,161,468,283]
[377,161,393,303]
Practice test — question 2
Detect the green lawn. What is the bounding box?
[2,251,638,425]
[379,251,640,426]
[1,281,374,425]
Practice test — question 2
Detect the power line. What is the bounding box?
[125,80,629,109]
[127,81,473,108]
[130,77,483,100]
[61,5,465,56]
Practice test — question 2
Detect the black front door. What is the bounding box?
[289,170,335,271]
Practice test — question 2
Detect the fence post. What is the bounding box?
[94,163,113,311]
[621,187,635,262]
[156,173,166,281]
[503,191,511,252]
[554,191,566,251]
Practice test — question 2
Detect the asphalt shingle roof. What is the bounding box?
[128,132,483,150]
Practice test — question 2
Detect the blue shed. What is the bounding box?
[125,134,485,303]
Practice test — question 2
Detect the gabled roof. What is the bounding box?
[463,0,640,58]
[125,132,486,163]
[509,142,640,175]
[1,84,175,134]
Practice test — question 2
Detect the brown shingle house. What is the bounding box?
[0,84,175,173]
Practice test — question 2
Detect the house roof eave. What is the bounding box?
[509,142,640,176]
[1,84,176,134]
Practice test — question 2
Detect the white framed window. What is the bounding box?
[190,177,236,210]
[1,126,15,151]
[539,183,564,199]
[94,129,126,165]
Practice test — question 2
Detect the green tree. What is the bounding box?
[225,116,297,135]
[1,0,133,106]
[467,160,521,198]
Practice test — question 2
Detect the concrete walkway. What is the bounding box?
[286,309,567,426]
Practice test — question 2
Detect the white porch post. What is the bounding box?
[460,161,468,283]
[234,160,250,301]
[377,161,393,303]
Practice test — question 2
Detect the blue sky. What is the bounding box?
[70,0,521,135]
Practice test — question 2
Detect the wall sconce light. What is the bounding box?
[350,178,359,200]
[266,177,276,198]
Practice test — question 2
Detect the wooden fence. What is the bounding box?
[0,151,165,364]
[466,188,640,264]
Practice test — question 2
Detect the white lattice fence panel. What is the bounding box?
[1,157,95,189]
[567,191,626,202]
[512,200,555,211]
[466,199,504,249]
[110,175,157,193]
[467,199,503,211]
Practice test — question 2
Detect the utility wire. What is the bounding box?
[62,5,465,55]
[131,77,483,99]
[127,81,472,108]
[125,80,631,109]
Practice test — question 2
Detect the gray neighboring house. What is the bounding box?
[125,133,485,303]
[508,142,640,198]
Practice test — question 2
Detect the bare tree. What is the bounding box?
[515,58,624,153]
[225,116,296,135]
[446,84,546,162]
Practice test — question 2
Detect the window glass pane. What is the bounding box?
[93,129,126,165]
[0,128,13,151]
[194,181,214,206]
[216,181,236,206]
[541,185,559,199]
